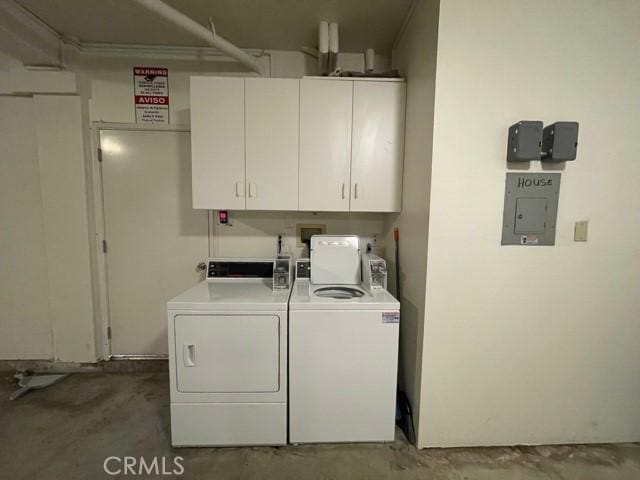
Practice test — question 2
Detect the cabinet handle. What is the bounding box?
[341,183,345,199]
[183,344,196,367]
[354,183,359,199]
[235,181,243,197]
[248,182,257,198]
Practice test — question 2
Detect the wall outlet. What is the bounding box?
[216,210,232,226]
[574,220,588,242]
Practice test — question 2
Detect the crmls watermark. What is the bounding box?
[103,456,184,476]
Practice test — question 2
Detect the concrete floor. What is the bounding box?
[2,371,639,480]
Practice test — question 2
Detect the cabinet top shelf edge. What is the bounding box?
[190,75,405,83]
[302,76,405,83]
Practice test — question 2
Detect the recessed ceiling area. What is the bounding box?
[16,0,413,54]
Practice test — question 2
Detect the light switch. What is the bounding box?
[574,220,588,241]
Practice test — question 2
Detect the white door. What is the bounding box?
[174,314,280,393]
[191,77,245,209]
[299,79,353,211]
[245,78,299,210]
[100,129,209,355]
[350,81,406,212]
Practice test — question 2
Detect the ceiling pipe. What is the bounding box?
[132,0,264,75]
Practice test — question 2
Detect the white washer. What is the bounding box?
[289,236,400,443]
[167,258,291,447]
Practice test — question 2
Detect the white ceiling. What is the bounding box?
[16,0,412,54]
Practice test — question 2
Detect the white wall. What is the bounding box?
[0,95,95,362]
[0,97,53,359]
[76,54,269,125]
[418,0,640,447]
[215,212,386,259]
[386,0,439,441]
[34,95,96,361]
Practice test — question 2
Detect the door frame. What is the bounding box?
[90,122,215,360]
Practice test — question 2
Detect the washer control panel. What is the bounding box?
[296,259,311,279]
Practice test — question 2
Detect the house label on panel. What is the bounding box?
[133,67,169,124]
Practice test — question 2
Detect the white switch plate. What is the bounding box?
[574,220,588,242]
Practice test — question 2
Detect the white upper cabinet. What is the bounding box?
[191,77,245,210]
[299,79,353,211]
[245,78,299,210]
[191,76,405,212]
[350,81,406,212]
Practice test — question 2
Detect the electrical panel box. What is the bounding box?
[507,121,543,162]
[502,173,561,246]
[542,122,579,161]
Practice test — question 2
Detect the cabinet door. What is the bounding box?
[190,77,245,209]
[299,79,352,211]
[175,314,280,393]
[350,82,405,212]
[245,78,299,210]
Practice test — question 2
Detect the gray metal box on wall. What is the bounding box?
[507,121,543,162]
[502,173,561,246]
[542,122,579,161]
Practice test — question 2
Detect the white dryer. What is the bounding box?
[289,236,400,443]
[167,257,292,447]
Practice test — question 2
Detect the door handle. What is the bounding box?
[354,183,359,199]
[235,181,243,197]
[183,344,196,367]
[248,182,257,198]
[341,183,345,199]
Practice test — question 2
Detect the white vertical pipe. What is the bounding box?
[328,23,339,54]
[318,21,329,74]
[328,22,339,73]
[365,48,375,72]
[132,0,264,75]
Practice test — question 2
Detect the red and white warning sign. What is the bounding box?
[133,66,169,124]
